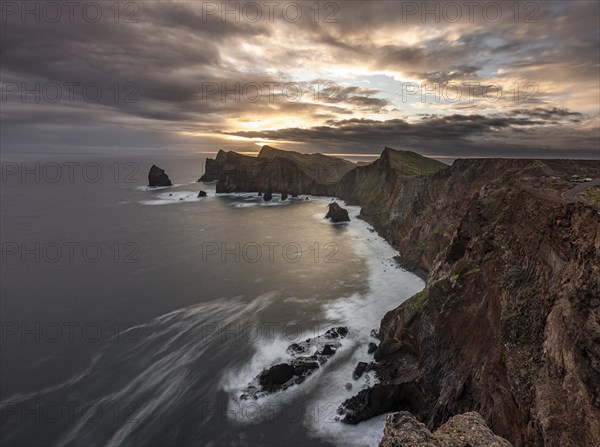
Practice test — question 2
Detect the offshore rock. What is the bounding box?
[148,164,172,187]
[201,146,355,196]
[240,327,348,400]
[326,202,350,222]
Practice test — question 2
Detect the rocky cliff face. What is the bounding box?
[199,146,355,196]
[379,411,512,447]
[199,145,599,445]
[336,154,600,446]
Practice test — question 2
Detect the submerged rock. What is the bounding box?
[353,362,368,380]
[148,164,172,187]
[326,202,350,222]
[240,326,348,400]
[259,364,294,391]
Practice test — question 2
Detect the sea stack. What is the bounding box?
[148,164,172,187]
[326,202,350,222]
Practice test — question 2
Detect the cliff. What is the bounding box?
[199,145,599,445]
[336,153,600,446]
[199,146,356,195]
[379,411,512,447]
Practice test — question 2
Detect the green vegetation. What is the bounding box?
[383,147,447,176]
[405,288,429,312]
[578,185,600,206]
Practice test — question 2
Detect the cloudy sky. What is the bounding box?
[1,0,599,159]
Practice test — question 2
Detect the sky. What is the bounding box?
[1,0,599,160]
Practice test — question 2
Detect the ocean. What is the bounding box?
[0,152,424,447]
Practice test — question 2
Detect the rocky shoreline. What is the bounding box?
[240,327,349,400]
[200,146,600,446]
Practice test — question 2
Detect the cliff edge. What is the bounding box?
[337,153,600,446]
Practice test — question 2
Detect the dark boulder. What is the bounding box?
[241,326,349,400]
[339,382,425,424]
[148,165,172,187]
[259,363,294,391]
[197,191,207,198]
[318,344,336,357]
[292,359,319,376]
[368,342,378,354]
[281,192,288,201]
[264,190,273,201]
[326,202,350,222]
[353,362,368,380]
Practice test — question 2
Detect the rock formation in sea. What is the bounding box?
[325,202,350,222]
[148,164,172,187]
[240,327,348,400]
[200,145,356,196]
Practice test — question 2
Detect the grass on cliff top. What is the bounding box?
[384,148,447,176]
[578,185,600,206]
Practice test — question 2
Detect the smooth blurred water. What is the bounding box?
[0,152,424,447]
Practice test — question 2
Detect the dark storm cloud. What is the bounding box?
[1,0,598,157]
[227,113,544,142]
[223,111,599,158]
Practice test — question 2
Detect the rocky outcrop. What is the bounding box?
[263,189,272,201]
[199,155,223,182]
[240,327,348,400]
[200,146,356,196]
[379,411,512,447]
[326,202,350,222]
[197,190,207,197]
[148,164,172,187]
[336,155,600,446]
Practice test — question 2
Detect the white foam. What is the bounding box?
[222,199,425,446]
[135,184,183,191]
[139,190,215,206]
[302,203,424,446]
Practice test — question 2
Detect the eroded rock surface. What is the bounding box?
[379,411,512,447]
[336,153,600,446]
